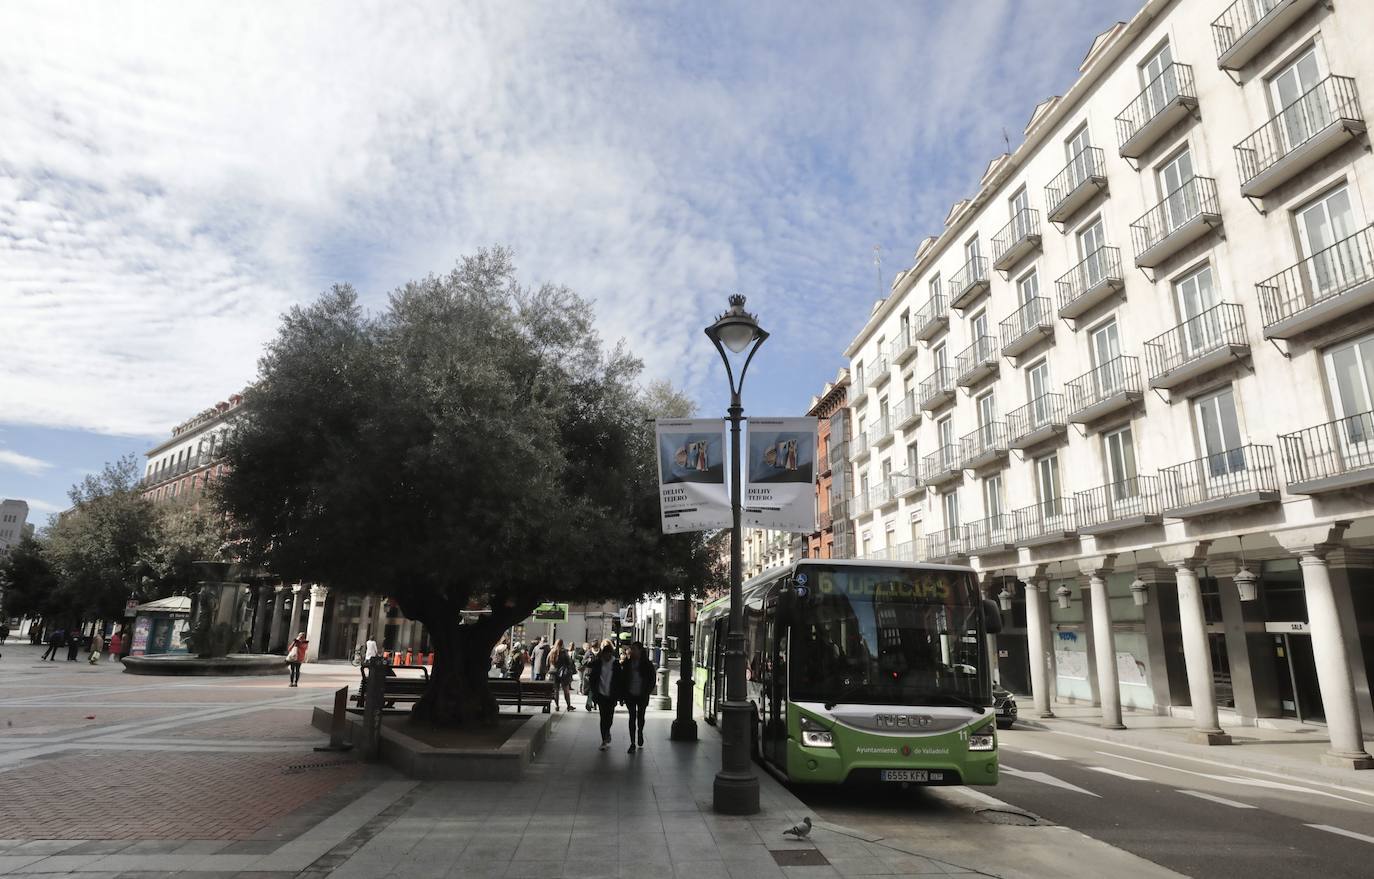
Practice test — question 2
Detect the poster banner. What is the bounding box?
[655,418,731,533]
[744,416,818,532]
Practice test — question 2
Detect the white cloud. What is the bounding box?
[0,449,53,476]
[0,0,1138,434]
[25,498,66,516]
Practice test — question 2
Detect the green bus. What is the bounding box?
[694,558,1003,787]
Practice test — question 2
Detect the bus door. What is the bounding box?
[764,617,788,769]
[711,618,728,722]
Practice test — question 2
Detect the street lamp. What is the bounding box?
[705,293,767,816]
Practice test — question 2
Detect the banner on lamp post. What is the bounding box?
[743,416,818,533]
[655,418,731,533]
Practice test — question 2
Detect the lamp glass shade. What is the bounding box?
[1130,577,1148,606]
[1234,567,1259,602]
[998,591,1013,612]
[1056,585,1072,610]
[715,320,758,353]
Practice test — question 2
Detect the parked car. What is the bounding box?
[993,685,1017,729]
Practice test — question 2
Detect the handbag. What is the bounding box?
[287,644,300,662]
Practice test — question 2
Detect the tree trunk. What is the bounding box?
[409,616,501,727]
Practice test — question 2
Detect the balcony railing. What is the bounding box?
[964,514,1015,555]
[886,539,920,563]
[920,444,963,486]
[1161,444,1281,517]
[959,422,1009,471]
[1046,146,1107,224]
[893,393,921,430]
[949,255,990,309]
[1066,355,1142,424]
[1144,302,1250,389]
[1280,411,1374,494]
[1117,62,1198,159]
[992,209,1043,272]
[1213,0,1323,71]
[851,368,868,404]
[141,451,223,488]
[852,432,871,463]
[1073,476,1163,535]
[852,490,872,519]
[1056,246,1124,319]
[1000,296,1053,358]
[913,292,949,341]
[1007,393,1067,450]
[1010,498,1078,548]
[891,326,919,366]
[870,415,894,449]
[872,355,892,389]
[1237,75,1365,198]
[1257,224,1374,338]
[924,527,966,562]
[869,479,897,510]
[1130,176,1222,268]
[955,335,999,387]
[891,470,922,498]
[919,366,957,412]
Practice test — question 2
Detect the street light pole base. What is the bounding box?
[712,771,760,815]
[670,718,699,742]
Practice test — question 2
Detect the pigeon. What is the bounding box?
[783,817,812,839]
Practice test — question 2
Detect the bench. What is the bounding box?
[354,664,429,713]
[490,679,555,713]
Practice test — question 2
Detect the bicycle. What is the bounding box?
[350,645,364,667]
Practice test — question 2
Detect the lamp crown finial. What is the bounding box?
[728,293,747,309]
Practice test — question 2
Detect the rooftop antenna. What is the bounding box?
[1002,127,1011,154]
[873,244,883,297]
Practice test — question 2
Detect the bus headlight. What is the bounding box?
[967,727,995,752]
[799,715,834,748]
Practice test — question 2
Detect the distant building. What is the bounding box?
[805,370,850,559]
[141,392,246,502]
[0,499,29,553]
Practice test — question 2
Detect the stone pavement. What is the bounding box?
[0,642,1183,878]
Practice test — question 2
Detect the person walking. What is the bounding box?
[587,640,624,751]
[67,628,83,661]
[531,637,550,681]
[364,633,380,662]
[40,629,63,661]
[88,632,104,665]
[581,645,598,710]
[0,622,8,660]
[285,632,308,687]
[548,639,577,712]
[621,641,656,753]
[107,630,123,662]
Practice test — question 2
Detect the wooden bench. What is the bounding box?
[490,679,555,713]
[353,664,429,713]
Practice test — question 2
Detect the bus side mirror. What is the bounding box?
[982,599,1003,635]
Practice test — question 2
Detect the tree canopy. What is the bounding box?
[217,248,720,724]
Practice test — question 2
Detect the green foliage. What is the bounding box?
[0,535,62,621]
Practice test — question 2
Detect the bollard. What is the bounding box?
[314,685,354,752]
[650,663,672,710]
[361,657,387,761]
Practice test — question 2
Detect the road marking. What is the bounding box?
[1095,751,1369,806]
[1180,790,1256,809]
[1049,728,1374,802]
[1306,824,1374,846]
[1023,749,1066,761]
[1000,765,1101,797]
[1085,766,1148,781]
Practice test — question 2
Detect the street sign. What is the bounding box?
[531,602,569,622]
[124,599,138,618]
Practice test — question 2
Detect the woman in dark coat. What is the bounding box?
[620,641,656,753]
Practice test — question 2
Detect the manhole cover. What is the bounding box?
[975,808,1039,826]
[771,850,830,866]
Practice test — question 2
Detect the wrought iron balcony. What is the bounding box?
[959,422,1009,471]
[1007,393,1067,450]
[1000,297,1053,358]
[851,431,872,464]
[949,255,991,309]
[1117,62,1198,159]
[1045,146,1107,224]
[869,479,898,511]
[1257,224,1374,338]
[852,489,872,519]
[892,470,922,499]
[992,209,1042,272]
[851,368,868,405]
[1161,444,1281,518]
[923,527,966,563]
[1010,498,1078,548]
[1056,246,1124,319]
[1073,476,1164,535]
[1066,355,1142,424]
[1237,75,1366,198]
[919,366,957,412]
[893,393,921,431]
[964,514,1016,556]
[140,451,223,488]
[891,327,919,366]
[920,444,963,487]
[1144,302,1250,389]
[913,291,949,342]
[1212,0,1324,71]
[871,415,895,449]
[1280,411,1374,494]
[955,335,1000,387]
[871,355,892,389]
[886,539,920,563]
[1131,176,1222,268]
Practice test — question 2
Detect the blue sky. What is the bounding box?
[0,0,1142,525]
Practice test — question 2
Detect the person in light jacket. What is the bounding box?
[286,632,308,687]
[620,642,656,753]
[587,640,625,751]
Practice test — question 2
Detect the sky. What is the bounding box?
[0,0,1143,526]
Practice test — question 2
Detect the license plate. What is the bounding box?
[880,770,928,782]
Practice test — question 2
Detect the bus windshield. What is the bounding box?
[787,565,988,707]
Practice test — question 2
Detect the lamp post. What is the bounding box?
[705,294,766,816]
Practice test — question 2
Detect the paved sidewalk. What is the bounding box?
[1019,702,1374,792]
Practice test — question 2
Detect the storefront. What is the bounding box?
[128,596,192,656]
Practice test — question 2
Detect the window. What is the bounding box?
[1090,320,1123,397]
[1174,265,1220,352]
[942,490,960,529]
[1158,148,1197,232]
[1077,217,1107,285]
[1017,269,1040,305]
[965,235,981,264]
[900,309,911,340]
[881,458,893,482]
[855,360,865,388]
[907,442,919,474]
[1010,188,1031,238]
[1295,186,1362,298]
[1322,333,1374,450]
[938,417,954,456]
[1105,426,1138,492]
[878,397,889,427]
[977,391,997,432]
[1066,125,1093,186]
[1194,386,1245,475]
[971,311,989,356]
[1270,46,1329,152]
[929,273,942,300]
[1035,453,1063,516]
[1140,41,1177,118]
[934,343,948,373]
[983,474,1004,519]
[1027,360,1051,424]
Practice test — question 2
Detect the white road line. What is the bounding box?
[1180,790,1256,809]
[1094,750,1369,806]
[1306,824,1374,846]
[1000,765,1101,797]
[1023,749,1066,761]
[1085,766,1148,781]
